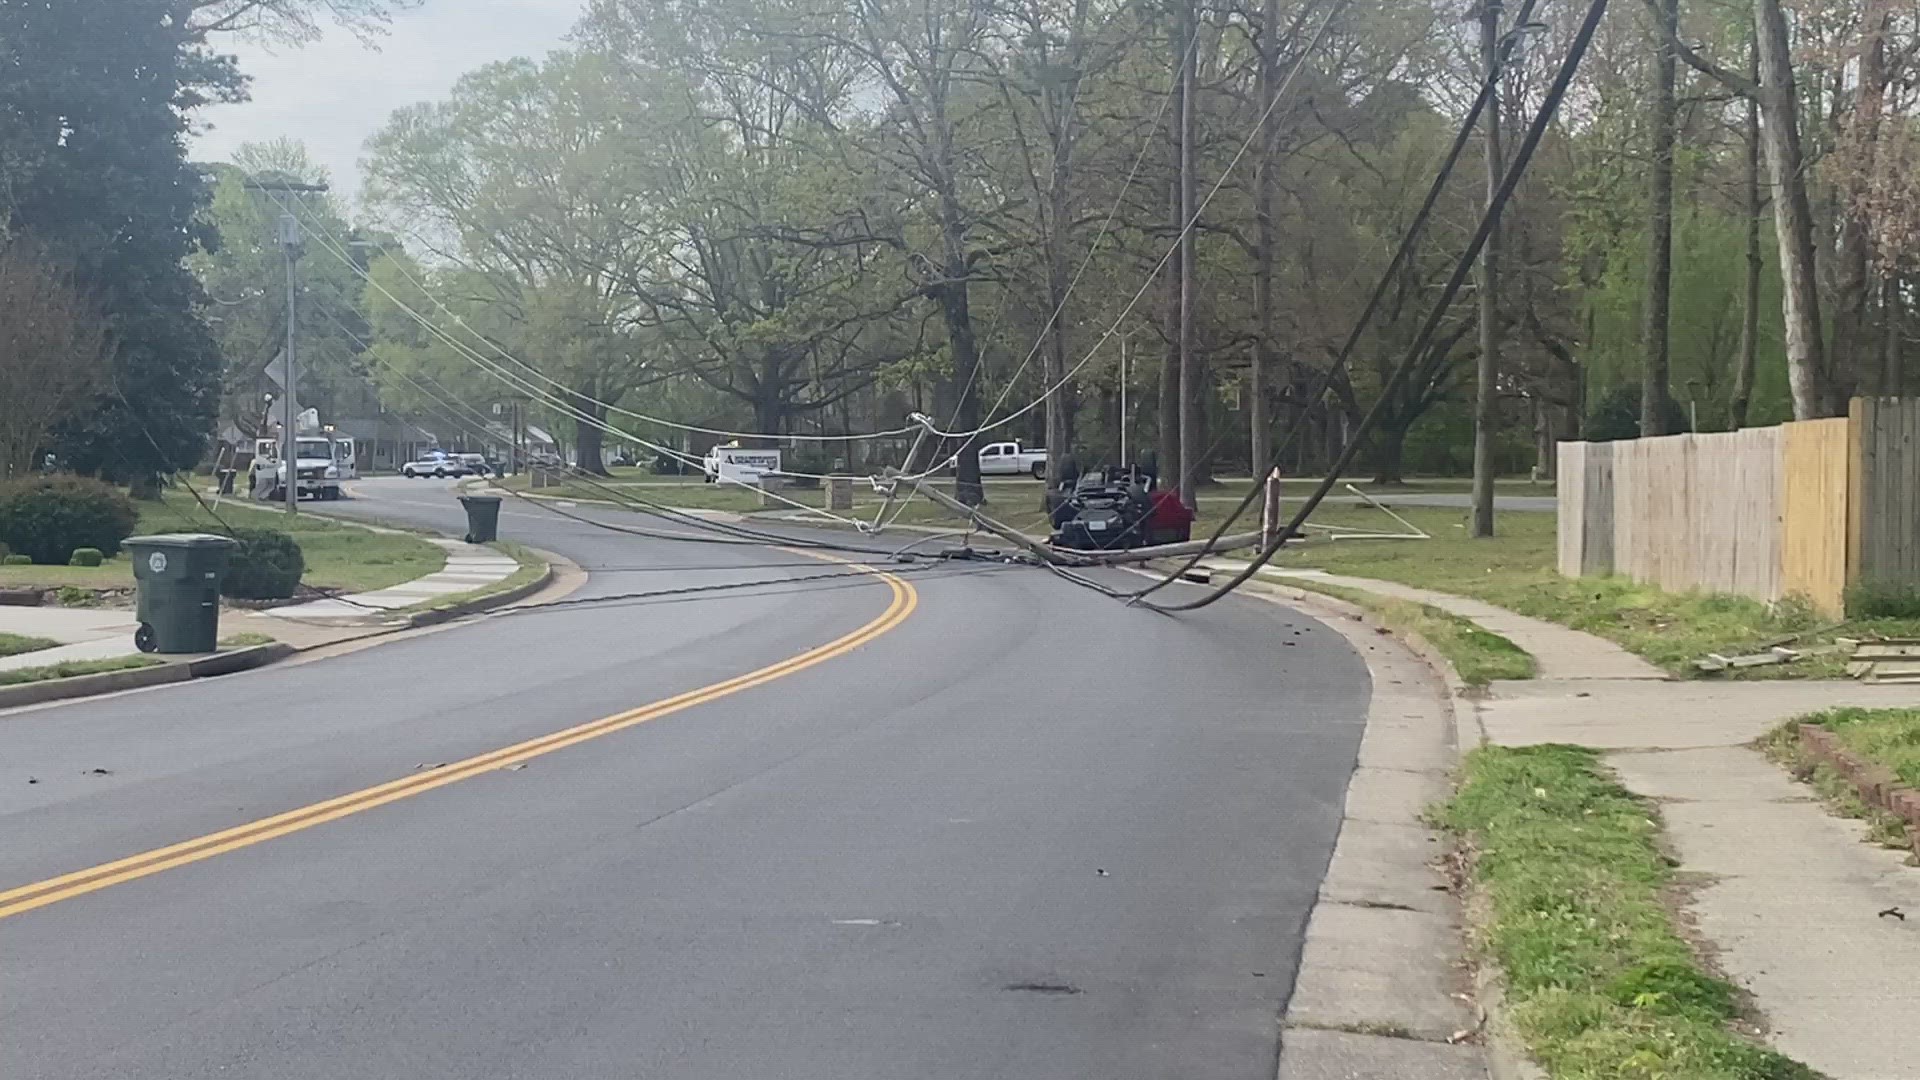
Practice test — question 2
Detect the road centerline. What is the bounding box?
[0,563,916,921]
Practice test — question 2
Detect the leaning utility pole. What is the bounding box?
[1470,1,1503,538]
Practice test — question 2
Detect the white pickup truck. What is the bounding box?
[949,440,1048,479]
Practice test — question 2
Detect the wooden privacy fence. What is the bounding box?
[1557,399,1920,617]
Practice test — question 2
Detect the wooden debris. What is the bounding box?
[1846,637,1920,683]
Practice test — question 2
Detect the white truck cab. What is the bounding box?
[251,435,344,501]
[950,440,1048,478]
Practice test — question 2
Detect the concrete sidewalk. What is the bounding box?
[0,608,144,673]
[256,537,517,622]
[1256,568,1920,1079]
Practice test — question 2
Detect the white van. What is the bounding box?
[703,446,782,486]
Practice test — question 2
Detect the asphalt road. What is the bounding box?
[1,477,1372,1079]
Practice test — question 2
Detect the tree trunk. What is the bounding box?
[1249,0,1280,478]
[1040,0,1089,470]
[573,376,609,475]
[940,283,985,506]
[1175,0,1201,509]
[1471,0,1501,538]
[1754,0,1833,418]
[1883,277,1904,395]
[1372,415,1410,486]
[1731,42,1762,430]
[1850,0,1892,395]
[1156,23,1183,486]
[1640,0,1678,436]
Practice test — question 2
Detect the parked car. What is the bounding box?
[456,453,491,477]
[401,452,468,479]
[946,440,1048,479]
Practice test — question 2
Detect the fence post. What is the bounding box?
[1261,468,1283,551]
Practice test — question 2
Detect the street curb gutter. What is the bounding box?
[0,548,562,712]
[0,643,294,711]
[1160,566,1541,1080]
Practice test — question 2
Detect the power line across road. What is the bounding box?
[2,477,1373,1079]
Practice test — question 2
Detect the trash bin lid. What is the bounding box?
[457,494,503,504]
[125,532,235,549]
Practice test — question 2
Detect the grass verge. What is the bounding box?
[1276,504,1920,678]
[0,632,59,658]
[1442,745,1818,1080]
[0,490,445,596]
[0,655,163,687]
[1287,580,1533,686]
[217,631,278,649]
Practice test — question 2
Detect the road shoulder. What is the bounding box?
[1195,577,1492,1079]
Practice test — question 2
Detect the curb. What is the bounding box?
[0,642,294,712]
[1797,723,1920,858]
[1182,566,1539,1080]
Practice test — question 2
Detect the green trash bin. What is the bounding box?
[457,494,502,544]
[126,533,234,654]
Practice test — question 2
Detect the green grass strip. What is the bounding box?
[0,632,60,659]
[1441,745,1819,1079]
[0,655,163,686]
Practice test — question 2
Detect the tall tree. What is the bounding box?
[0,245,111,479]
[1657,0,1836,418]
[1639,0,1679,435]
[0,0,242,480]
[364,54,660,474]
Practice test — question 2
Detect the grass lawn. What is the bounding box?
[1287,580,1534,686]
[1443,745,1817,1080]
[0,655,163,687]
[0,490,445,596]
[0,631,59,658]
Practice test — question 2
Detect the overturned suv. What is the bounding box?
[1047,462,1193,551]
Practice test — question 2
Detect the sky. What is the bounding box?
[191,0,585,205]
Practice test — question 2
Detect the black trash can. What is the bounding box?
[126,533,234,654]
[458,494,502,544]
[216,468,237,495]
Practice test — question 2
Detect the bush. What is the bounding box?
[1847,579,1920,620]
[2,554,30,566]
[221,528,305,600]
[0,475,139,565]
[68,547,103,567]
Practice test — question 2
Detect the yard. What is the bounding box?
[0,490,445,597]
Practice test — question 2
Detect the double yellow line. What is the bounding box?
[0,563,917,921]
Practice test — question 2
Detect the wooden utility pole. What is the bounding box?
[1176,0,1200,510]
[1470,0,1503,538]
[1250,0,1281,479]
